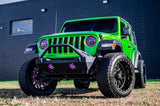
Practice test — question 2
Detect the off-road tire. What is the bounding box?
[135,60,146,88]
[74,79,90,89]
[19,58,57,96]
[97,53,135,98]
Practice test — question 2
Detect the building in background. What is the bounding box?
[0,0,160,80]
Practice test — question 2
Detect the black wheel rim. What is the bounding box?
[114,63,126,89]
[113,60,133,92]
[32,67,51,90]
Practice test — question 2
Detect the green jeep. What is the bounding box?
[19,16,146,98]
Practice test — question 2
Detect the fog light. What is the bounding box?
[48,64,54,70]
[69,63,76,69]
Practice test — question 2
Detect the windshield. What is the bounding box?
[62,19,118,33]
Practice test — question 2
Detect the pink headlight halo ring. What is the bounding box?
[86,36,97,47]
[40,39,48,49]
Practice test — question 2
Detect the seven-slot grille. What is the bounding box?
[47,36,85,54]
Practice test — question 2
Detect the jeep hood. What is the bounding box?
[39,31,118,40]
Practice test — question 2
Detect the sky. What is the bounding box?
[0,0,26,5]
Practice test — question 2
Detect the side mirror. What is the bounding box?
[124,28,131,35]
[121,28,131,38]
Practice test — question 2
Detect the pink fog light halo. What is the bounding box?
[48,64,55,70]
[69,63,76,69]
[86,36,96,47]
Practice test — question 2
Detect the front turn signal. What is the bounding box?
[112,43,116,47]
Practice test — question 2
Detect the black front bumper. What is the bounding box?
[37,57,88,74]
[36,44,95,80]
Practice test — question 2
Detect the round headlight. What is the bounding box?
[40,39,48,49]
[86,36,96,47]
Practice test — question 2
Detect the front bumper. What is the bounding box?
[36,44,95,79]
[37,57,89,74]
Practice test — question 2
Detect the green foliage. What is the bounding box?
[0,80,18,83]
[147,79,160,82]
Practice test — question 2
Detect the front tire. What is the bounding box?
[97,53,135,98]
[19,58,57,96]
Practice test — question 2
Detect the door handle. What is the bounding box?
[128,46,131,48]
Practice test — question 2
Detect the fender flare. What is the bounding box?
[97,40,123,52]
[134,51,142,69]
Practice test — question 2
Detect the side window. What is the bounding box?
[121,22,125,35]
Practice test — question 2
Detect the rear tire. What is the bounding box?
[135,60,147,88]
[74,79,90,89]
[19,58,57,96]
[97,53,135,98]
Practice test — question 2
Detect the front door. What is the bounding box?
[120,22,132,59]
[122,37,132,59]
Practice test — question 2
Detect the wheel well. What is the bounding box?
[138,55,142,60]
[100,45,122,56]
[115,46,122,52]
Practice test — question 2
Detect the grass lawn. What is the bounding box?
[0,80,160,106]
